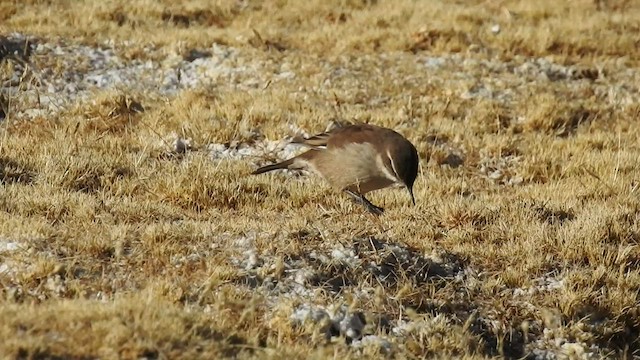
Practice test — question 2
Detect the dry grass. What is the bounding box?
[1,0,640,358]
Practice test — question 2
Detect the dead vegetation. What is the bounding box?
[1,0,640,359]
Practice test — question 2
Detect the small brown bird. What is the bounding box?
[252,124,419,215]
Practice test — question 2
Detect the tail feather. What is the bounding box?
[252,158,295,175]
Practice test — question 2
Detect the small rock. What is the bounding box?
[173,137,192,154]
[488,169,504,181]
[339,311,366,340]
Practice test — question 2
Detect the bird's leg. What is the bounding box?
[344,189,385,215]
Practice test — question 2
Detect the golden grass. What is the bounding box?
[2,0,640,358]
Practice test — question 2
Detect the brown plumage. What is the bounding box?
[252,124,419,215]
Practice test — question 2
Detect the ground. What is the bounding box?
[1,0,640,359]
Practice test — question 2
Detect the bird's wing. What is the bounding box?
[325,124,380,149]
[290,132,332,149]
[291,123,377,149]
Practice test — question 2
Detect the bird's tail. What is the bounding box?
[251,158,295,175]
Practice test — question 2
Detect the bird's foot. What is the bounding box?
[344,190,385,216]
[363,201,385,216]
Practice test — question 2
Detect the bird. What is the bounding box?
[252,123,419,215]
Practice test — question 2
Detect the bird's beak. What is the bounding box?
[408,187,415,206]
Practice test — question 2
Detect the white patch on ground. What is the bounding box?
[290,303,331,325]
[513,276,565,297]
[330,245,359,266]
[391,314,451,337]
[529,329,599,360]
[0,238,24,278]
[292,268,315,286]
[418,53,638,107]
[209,139,301,161]
[3,32,638,134]
[223,231,609,357]
[0,239,20,253]
[290,303,369,343]
[479,154,524,186]
[226,234,468,351]
[44,275,67,297]
[170,252,203,268]
[208,137,304,166]
[350,335,393,354]
[2,33,273,120]
[0,264,10,274]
